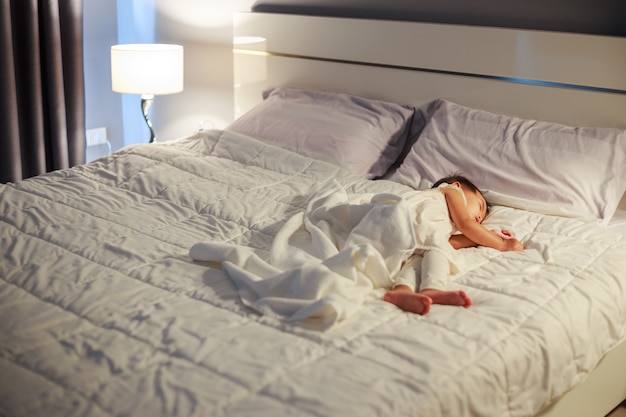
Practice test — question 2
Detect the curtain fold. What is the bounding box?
[0,0,85,184]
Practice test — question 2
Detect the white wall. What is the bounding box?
[151,0,257,140]
[83,0,255,158]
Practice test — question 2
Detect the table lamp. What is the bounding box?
[111,44,184,143]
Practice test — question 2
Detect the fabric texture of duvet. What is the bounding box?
[1,129,625,417]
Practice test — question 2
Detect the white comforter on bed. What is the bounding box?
[1,130,625,417]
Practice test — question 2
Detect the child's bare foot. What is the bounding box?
[420,289,472,308]
[383,289,432,315]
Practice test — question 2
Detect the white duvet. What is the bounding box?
[1,130,625,417]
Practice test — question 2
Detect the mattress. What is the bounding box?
[1,129,625,417]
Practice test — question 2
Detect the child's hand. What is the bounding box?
[491,229,524,250]
[491,229,514,239]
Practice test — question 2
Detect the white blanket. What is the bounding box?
[191,181,421,329]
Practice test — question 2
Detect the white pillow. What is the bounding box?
[391,99,626,225]
[225,87,418,179]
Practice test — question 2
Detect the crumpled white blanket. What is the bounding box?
[190,181,453,330]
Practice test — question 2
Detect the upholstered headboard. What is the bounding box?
[233,12,626,126]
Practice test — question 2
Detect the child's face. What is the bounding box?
[464,189,487,224]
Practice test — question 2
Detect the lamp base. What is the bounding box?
[141,94,157,143]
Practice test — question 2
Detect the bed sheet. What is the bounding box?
[0,129,625,417]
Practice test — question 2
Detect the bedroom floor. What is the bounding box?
[608,401,626,417]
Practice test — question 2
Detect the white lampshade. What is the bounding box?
[111,44,184,95]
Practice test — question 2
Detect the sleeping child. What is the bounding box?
[190,174,524,329]
[383,175,524,315]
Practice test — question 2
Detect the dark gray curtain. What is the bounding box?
[0,0,85,184]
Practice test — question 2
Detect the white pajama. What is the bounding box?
[394,253,423,291]
[392,183,467,292]
[394,250,451,291]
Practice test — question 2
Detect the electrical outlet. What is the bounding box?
[86,127,108,147]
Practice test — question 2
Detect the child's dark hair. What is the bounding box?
[432,175,480,193]
[432,175,490,211]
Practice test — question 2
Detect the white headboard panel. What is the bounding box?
[233,12,626,129]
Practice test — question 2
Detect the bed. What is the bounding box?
[1,10,626,417]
